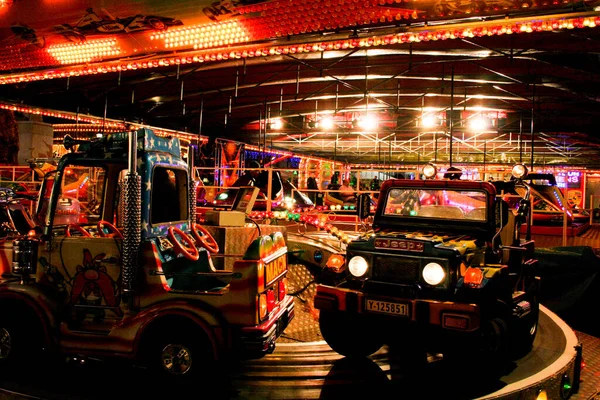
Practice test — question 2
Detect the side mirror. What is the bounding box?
[357,193,371,220]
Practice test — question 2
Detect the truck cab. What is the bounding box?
[314,164,539,361]
[0,128,294,377]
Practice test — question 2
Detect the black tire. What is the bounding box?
[319,310,384,358]
[387,330,428,370]
[0,314,39,369]
[511,297,539,358]
[0,323,15,367]
[480,316,510,357]
[444,314,510,370]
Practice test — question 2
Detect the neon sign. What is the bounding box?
[555,171,582,189]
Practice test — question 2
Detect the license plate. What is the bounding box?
[365,299,409,316]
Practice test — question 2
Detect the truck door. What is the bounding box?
[39,165,124,329]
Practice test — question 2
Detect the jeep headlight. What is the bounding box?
[422,262,445,285]
[348,256,369,277]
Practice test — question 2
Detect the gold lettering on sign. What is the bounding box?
[265,256,287,285]
[374,239,424,252]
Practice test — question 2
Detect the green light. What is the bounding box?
[560,374,572,399]
[343,205,349,210]
[409,210,417,216]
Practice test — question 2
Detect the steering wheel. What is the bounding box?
[97,220,124,239]
[191,223,219,254]
[168,226,199,261]
[65,224,92,237]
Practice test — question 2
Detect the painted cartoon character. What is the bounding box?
[70,249,121,320]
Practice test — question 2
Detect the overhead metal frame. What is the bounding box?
[2,10,600,167]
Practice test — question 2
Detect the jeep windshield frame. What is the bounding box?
[373,179,498,238]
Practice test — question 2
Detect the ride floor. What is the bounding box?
[1,264,598,399]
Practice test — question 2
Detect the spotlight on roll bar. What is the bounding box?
[511,164,528,179]
[422,163,438,179]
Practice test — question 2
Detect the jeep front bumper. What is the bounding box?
[314,284,481,332]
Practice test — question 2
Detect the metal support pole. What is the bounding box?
[530,84,535,170]
[198,96,203,134]
[449,66,455,166]
[519,114,523,163]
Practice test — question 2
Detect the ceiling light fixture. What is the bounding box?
[358,114,378,130]
[269,118,283,130]
[319,116,335,130]
[421,114,438,128]
[469,116,488,131]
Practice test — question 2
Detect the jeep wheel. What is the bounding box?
[511,297,539,358]
[0,326,13,365]
[480,316,509,357]
[319,310,383,358]
[0,315,35,368]
[148,332,211,379]
[387,332,428,369]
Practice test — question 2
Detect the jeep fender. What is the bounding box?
[0,285,60,352]
[133,300,227,361]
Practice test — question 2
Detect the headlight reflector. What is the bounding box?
[423,262,445,285]
[348,256,369,277]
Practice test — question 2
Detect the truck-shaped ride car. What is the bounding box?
[314,164,539,361]
[0,128,294,377]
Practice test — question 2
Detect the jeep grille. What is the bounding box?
[372,256,420,284]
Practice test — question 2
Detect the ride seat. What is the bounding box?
[419,205,465,219]
[465,207,486,221]
[163,250,233,291]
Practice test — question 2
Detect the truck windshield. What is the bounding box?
[46,165,106,227]
[382,188,488,221]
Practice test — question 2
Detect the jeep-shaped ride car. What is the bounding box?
[314,164,539,361]
[0,128,293,377]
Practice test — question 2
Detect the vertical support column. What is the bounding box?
[530,83,535,171]
[188,145,197,225]
[122,129,141,306]
[449,66,455,167]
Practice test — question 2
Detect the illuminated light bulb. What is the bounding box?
[421,115,437,128]
[357,114,378,130]
[469,117,488,131]
[270,118,283,130]
[319,116,335,130]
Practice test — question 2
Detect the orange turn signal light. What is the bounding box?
[326,254,345,272]
[464,267,484,286]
